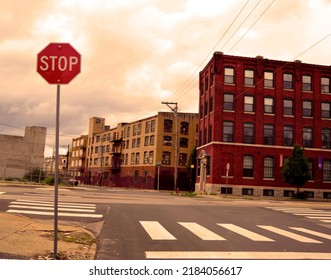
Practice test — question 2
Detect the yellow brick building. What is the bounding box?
[85,112,198,190]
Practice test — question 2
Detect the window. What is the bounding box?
[130,153,135,165]
[145,121,150,133]
[209,96,213,112]
[284,125,294,146]
[264,124,274,145]
[303,127,313,147]
[243,155,254,177]
[180,122,189,134]
[132,139,136,148]
[264,71,274,88]
[263,157,274,178]
[323,160,331,181]
[224,67,234,84]
[162,151,171,165]
[223,121,234,142]
[164,119,173,133]
[243,122,254,144]
[180,138,188,148]
[163,135,172,146]
[136,138,141,147]
[321,77,330,93]
[322,128,331,149]
[204,101,208,116]
[284,190,295,197]
[135,153,140,164]
[284,73,293,89]
[302,75,312,91]
[263,189,274,196]
[224,93,234,110]
[133,125,137,136]
[144,136,149,146]
[149,151,154,164]
[303,100,312,117]
[179,153,187,166]
[322,102,331,118]
[242,188,254,195]
[284,99,294,116]
[221,187,233,194]
[244,96,254,112]
[150,120,156,132]
[244,69,254,86]
[143,151,148,164]
[150,135,154,146]
[323,192,331,199]
[264,97,274,114]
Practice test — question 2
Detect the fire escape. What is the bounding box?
[110,137,123,173]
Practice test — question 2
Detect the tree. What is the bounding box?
[281,144,311,197]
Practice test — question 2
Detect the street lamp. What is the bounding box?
[162,101,178,192]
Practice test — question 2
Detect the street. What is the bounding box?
[0,183,331,260]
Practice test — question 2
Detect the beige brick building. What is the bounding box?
[0,126,47,179]
[84,112,198,190]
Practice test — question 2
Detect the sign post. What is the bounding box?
[37,43,81,259]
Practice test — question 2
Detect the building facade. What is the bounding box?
[0,126,47,179]
[85,112,198,190]
[68,135,88,183]
[197,52,331,200]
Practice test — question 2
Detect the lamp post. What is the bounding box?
[162,101,178,192]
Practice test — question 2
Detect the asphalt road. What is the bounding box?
[1,183,331,260]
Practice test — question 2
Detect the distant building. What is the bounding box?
[44,154,68,178]
[68,135,88,183]
[197,52,331,199]
[84,112,198,190]
[0,126,47,179]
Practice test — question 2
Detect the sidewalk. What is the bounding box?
[0,212,97,260]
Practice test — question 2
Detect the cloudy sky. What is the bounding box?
[1,0,331,156]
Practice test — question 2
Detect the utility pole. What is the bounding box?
[162,101,178,192]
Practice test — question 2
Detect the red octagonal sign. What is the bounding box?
[37,42,81,84]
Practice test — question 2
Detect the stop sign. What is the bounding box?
[37,43,81,84]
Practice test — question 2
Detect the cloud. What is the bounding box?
[1,0,331,155]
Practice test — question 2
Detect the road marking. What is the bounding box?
[294,213,331,216]
[178,222,225,240]
[7,199,102,218]
[15,199,96,208]
[11,201,96,209]
[257,225,322,243]
[145,251,331,259]
[0,192,5,195]
[140,221,176,240]
[290,227,331,240]
[8,205,95,212]
[217,223,274,242]
[6,209,103,218]
[321,220,331,223]
[306,216,331,220]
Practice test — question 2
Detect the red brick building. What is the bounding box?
[196,52,331,200]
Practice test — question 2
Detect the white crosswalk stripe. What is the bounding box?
[178,222,225,240]
[266,206,331,223]
[217,223,274,241]
[257,225,322,243]
[140,221,329,244]
[6,199,103,218]
[140,221,176,240]
[0,192,5,195]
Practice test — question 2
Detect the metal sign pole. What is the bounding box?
[53,84,60,259]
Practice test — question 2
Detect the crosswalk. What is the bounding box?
[140,220,331,244]
[266,206,331,223]
[6,199,103,219]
